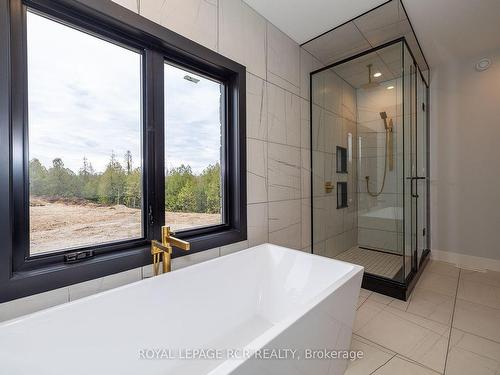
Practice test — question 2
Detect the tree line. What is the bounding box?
[29,151,221,214]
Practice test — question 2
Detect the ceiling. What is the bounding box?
[243,0,500,67]
[242,0,387,44]
[402,0,500,66]
[301,0,429,76]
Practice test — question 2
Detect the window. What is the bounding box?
[0,0,246,303]
[27,11,143,255]
[164,64,223,231]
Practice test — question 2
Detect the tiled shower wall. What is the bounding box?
[311,68,358,259]
[0,0,321,321]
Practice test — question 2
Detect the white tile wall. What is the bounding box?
[246,72,268,141]
[112,0,139,12]
[268,142,302,201]
[219,0,266,79]
[266,23,300,95]
[0,0,319,322]
[247,138,268,204]
[69,268,142,301]
[0,287,69,322]
[247,202,269,247]
[140,0,218,51]
[267,82,301,147]
[269,199,302,249]
[311,68,358,258]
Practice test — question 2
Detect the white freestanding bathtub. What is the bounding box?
[0,244,363,375]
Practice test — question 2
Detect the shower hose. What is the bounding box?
[365,128,390,197]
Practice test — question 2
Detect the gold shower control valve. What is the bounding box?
[325,181,334,193]
[151,226,190,276]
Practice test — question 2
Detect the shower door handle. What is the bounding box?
[406,176,426,198]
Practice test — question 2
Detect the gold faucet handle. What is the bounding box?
[161,226,190,251]
[151,239,169,255]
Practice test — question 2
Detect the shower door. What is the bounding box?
[403,44,418,279]
[416,71,429,265]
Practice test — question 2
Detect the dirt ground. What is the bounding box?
[29,198,221,254]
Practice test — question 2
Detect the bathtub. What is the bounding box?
[0,244,363,375]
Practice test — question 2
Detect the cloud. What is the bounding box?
[28,11,221,176]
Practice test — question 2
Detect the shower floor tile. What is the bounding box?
[335,247,402,279]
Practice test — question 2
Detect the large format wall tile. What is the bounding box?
[267,83,301,147]
[299,49,322,100]
[266,23,300,95]
[301,148,311,199]
[0,287,69,322]
[301,198,311,249]
[172,247,220,270]
[268,199,301,249]
[247,138,268,204]
[268,142,301,201]
[247,202,268,247]
[246,73,268,141]
[140,0,218,51]
[300,99,311,149]
[113,0,139,12]
[220,240,248,256]
[69,268,142,300]
[219,0,266,78]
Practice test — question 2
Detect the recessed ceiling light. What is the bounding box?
[475,58,491,72]
[373,72,382,78]
[387,86,394,90]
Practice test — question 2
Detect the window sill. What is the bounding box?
[2,227,245,303]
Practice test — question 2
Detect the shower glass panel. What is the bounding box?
[311,39,428,295]
[416,70,429,266]
[403,42,417,278]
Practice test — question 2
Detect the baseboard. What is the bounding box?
[431,249,500,272]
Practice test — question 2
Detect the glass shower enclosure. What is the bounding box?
[310,38,429,299]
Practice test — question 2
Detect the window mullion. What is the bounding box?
[144,49,165,242]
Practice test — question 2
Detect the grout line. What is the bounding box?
[443,267,461,374]
[359,334,442,375]
[369,353,396,374]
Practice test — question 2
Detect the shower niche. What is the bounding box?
[309,37,430,300]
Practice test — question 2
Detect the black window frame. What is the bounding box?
[0,0,247,303]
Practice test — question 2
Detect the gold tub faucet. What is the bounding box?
[151,226,190,276]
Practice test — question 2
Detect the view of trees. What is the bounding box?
[29,151,221,214]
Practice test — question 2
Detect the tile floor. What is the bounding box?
[346,260,500,375]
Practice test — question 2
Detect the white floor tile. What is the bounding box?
[345,335,395,375]
[354,300,449,373]
[445,329,500,375]
[453,298,500,343]
[426,260,460,278]
[373,356,440,375]
[416,271,459,297]
[458,277,500,310]
[406,288,455,325]
[460,269,500,288]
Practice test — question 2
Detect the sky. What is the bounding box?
[27,11,222,175]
